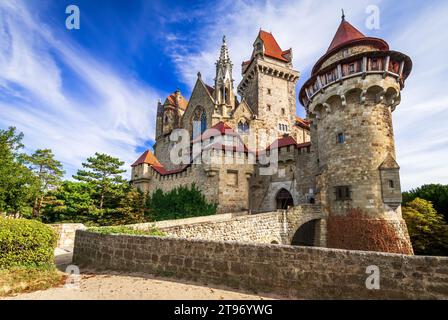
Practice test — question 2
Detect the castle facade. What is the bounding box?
[131,16,414,254]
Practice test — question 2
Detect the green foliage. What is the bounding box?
[0,217,57,269]
[147,184,217,221]
[41,181,98,224]
[0,127,39,217]
[402,198,448,256]
[73,153,126,210]
[88,225,166,236]
[25,149,65,218]
[403,184,448,221]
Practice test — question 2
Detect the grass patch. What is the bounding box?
[0,265,64,297]
[88,225,166,236]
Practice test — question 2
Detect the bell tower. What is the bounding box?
[214,36,235,116]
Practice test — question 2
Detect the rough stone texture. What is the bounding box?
[73,230,448,300]
[50,223,86,249]
[129,206,324,246]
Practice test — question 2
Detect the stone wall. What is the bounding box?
[50,223,86,249]
[130,206,323,246]
[73,231,448,299]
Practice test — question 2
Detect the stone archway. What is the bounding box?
[276,188,294,209]
[291,219,321,246]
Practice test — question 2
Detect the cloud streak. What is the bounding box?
[0,0,161,178]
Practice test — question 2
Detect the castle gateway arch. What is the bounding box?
[276,188,294,209]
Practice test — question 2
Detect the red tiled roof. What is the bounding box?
[327,20,366,52]
[165,91,188,110]
[268,135,298,150]
[204,84,215,97]
[193,121,239,143]
[311,19,389,75]
[132,149,190,176]
[131,150,161,167]
[259,30,289,62]
[295,116,311,129]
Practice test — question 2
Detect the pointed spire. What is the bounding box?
[327,16,366,52]
[218,35,230,64]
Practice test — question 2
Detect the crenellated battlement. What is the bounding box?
[300,50,412,110]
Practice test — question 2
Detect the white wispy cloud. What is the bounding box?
[0,0,161,178]
[165,0,448,190]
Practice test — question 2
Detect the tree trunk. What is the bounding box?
[32,196,39,218]
[100,192,104,210]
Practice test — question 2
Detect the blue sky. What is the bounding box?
[0,0,447,190]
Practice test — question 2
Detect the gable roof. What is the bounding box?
[258,30,289,62]
[131,150,161,167]
[379,153,400,170]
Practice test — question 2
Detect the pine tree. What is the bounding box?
[73,153,126,210]
[26,149,64,218]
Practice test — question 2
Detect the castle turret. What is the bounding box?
[299,15,414,254]
[238,30,299,143]
[214,36,235,115]
[154,90,188,170]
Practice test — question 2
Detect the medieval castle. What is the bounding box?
[130,16,414,255]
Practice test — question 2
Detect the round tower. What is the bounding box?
[299,15,413,254]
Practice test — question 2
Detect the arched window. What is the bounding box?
[238,120,249,134]
[192,107,207,137]
[200,111,207,134]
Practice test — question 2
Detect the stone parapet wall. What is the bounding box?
[73,231,448,299]
[131,211,283,244]
[50,223,86,249]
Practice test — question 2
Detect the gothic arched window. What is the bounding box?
[200,111,207,134]
[192,107,207,137]
[238,120,249,134]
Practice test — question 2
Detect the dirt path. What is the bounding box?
[4,271,276,300]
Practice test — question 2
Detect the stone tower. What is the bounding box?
[238,30,299,143]
[214,36,235,117]
[154,89,188,170]
[299,15,414,254]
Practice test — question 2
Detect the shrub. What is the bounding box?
[88,225,166,236]
[147,184,217,221]
[402,198,448,256]
[0,217,57,269]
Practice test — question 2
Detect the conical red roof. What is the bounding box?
[131,150,161,167]
[327,19,366,52]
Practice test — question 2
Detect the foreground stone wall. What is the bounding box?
[73,231,448,299]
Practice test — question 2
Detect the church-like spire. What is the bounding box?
[215,35,234,108]
[218,36,230,63]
